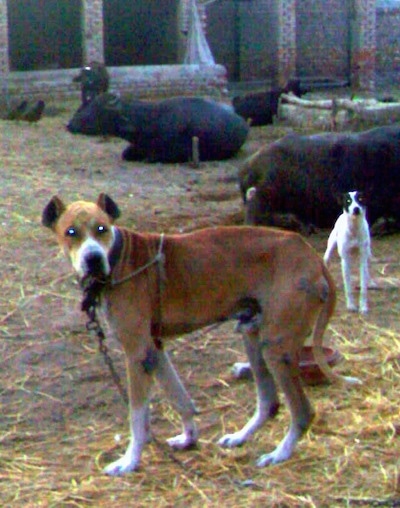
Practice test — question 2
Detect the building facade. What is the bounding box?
[0,0,385,96]
[376,1,400,87]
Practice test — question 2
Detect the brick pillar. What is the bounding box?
[272,0,296,87]
[351,0,376,91]
[82,0,105,64]
[0,0,10,74]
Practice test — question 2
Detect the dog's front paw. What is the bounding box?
[103,455,140,476]
[218,432,246,448]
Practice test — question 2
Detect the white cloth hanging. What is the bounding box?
[183,0,216,65]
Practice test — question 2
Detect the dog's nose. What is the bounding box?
[353,207,360,216]
[85,251,106,276]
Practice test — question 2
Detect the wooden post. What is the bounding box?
[192,136,200,167]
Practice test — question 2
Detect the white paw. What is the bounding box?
[256,449,288,467]
[231,362,252,380]
[343,375,363,385]
[167,432,197,450]
[347,303,358,312]
[103,455,140,476]
[256,429,298,467]
[359,305,368,315]
[218,432,246,448]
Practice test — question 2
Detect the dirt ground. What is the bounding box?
[0,98,399,507]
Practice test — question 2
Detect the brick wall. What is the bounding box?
[296,0,351,79]
[207,0,377,90]
[82,0,104,63]
[0,0,385,96]
[351,0,376,90]
[376,6,400,87]
[273,0,296,86]
[0,0,9,73]
[1,64,228,101]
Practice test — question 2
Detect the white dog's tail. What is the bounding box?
[312,262,362,385]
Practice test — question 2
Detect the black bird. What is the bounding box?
[5,99,28,120]
[20,100,45,122]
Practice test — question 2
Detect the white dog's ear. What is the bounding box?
[356,191,367,205]
[357,187,372,205]
[42,196,65,229]
[97,193,121,221]
[246,186,257,202]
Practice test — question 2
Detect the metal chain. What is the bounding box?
[81,277,128,405]
[80,276,194,473]
[85,303,129,405]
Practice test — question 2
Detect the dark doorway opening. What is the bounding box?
[103,0,179,66]
[7,0,82,71]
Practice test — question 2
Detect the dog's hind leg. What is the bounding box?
[256,345,314,466]
[218,330,280,448]
[155,350,199,450]
[255,269,331,466]
[341,256,357,311]
[359,250,370,314]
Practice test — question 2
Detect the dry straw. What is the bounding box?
[0,100,399,507]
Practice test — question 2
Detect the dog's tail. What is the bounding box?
[312,261,362,385]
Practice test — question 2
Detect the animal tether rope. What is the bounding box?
[110,231,165,287]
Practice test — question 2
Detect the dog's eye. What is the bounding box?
[65,227,77,237]
[97,225,108,234]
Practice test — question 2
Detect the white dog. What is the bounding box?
[324,191,372,314]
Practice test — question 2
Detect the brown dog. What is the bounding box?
[42,193,359,476]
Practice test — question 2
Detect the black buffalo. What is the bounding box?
[239,125,400,232]
[232,79,303,127]
[67,93,249,163]
[72,61,110,107]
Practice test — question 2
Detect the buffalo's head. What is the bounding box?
[66,93,122,136]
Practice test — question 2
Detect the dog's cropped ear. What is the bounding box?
[42,196,66,229]
[97,193,121,221]
[330,186,346,207]
[357,185,372,205]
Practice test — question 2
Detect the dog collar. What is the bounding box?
[108,227,123,272]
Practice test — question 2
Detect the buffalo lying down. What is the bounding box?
[67,93,249,163]
[232,78,303,127]
[239,125,400,232]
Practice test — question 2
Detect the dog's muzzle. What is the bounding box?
[352,207,360,216]
[84,251,108,277]
[73,238,111,279]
